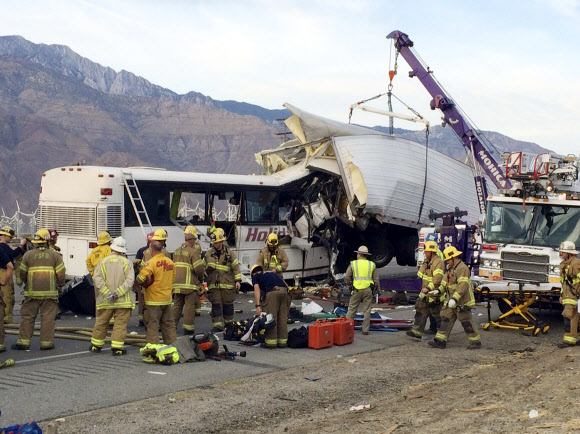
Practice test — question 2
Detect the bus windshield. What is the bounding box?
[485,201,580,247]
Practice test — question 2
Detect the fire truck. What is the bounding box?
[478,152,580,295]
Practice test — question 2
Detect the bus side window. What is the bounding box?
[245,190,278,223]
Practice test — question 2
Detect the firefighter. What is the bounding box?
[407,240,445,339]
[255,233,289,277]
[172,226,205,335]
[251,264,291,348]
[90,237,135,355]
[12,229,65,351]
[557,240,580,348]
[0,226,27,324]
[134,232,154,326]
[345,246,380,335]
[429,246,481,350]
[204,228,242,332]
[86,231,112,277]
[136,229,176,345]
[48,229,61,253]
[0,248,13,352]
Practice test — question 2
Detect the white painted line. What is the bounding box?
[147,371,166,375]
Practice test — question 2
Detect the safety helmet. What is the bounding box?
[560,240,579,254]
[32,229,51,244]
[110,236,127,253]
[97,231,112,245]
[151,229,168,241]
[184,225,198,239]
[443,246,462,261]
[267,233,278,246]
[48,229,59,240]
[211,228,227,243]
[0,226,15,237]
[424,241,439,253]
[250,264,263,276]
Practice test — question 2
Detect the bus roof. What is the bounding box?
[43,164,313,188]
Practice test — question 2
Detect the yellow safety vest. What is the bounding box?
[351,259,375,290]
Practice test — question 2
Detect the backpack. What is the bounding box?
[288,326,309,348]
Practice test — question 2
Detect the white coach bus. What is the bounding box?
[38,165,331,286]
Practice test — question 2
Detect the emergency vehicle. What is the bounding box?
[478,152,580,294]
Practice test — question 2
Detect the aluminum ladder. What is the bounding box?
[122,170,153,238]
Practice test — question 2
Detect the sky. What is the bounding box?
[1,0,579,154]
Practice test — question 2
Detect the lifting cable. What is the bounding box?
[417,127,430,224]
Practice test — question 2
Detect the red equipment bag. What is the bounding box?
[333,316,354,346]
[308,319,334,350]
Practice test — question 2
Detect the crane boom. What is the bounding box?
[387,30,511,214]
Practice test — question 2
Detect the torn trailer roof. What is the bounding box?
[256,103,485,229]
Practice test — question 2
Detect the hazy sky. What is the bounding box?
[1,0,579,155]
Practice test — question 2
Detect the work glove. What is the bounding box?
[448,299,457,309]
[427,290,439,296]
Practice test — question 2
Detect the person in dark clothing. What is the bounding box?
[0,226,27,324]
[251,265,291,348]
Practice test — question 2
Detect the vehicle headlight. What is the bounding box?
[491,260,499,269]
[550,265,560,275]
[483,259,491,267]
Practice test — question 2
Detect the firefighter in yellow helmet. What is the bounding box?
[12,229,66,350]
[557,240,580,348]
[256,233,288,277]
[86,231,112,277]
[0,226,27,324]
[429,246,481,350]
[90,237,135,355]
[172,226,205,335]
[136,229,177,344]
[204,227,242,332]
[137,231,171,326]
[406,241,445,339]
[345,246,380,335]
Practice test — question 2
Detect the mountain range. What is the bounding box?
[0,35,548,214]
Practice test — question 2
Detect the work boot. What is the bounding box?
[558,342,575,349]
[0,345,5,353]
[428,339,446,349]
[138,320,145,327]
[277,343,287,348]
[425,329,437,335]
[11,343,30,351]
[112,348,127,356]
[90,345,102,353]
[467,341,482,350]
[40,345,55,351]
[260,343,275,349]
[195,312,201,317]
[362,331,369,335]
[406,330,420,338]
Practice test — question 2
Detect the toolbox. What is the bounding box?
[308,319,334,349]
[333,316,354,346]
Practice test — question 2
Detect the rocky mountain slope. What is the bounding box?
[0,35,549,214]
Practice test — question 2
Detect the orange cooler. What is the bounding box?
[308,319,334,349]
[333,316,354,346]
